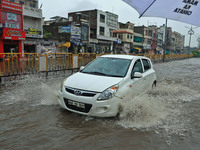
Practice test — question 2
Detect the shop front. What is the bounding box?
[0,0,25,58]
[0,26,26,58]
[96,40,112,54]
[23,28,43,53]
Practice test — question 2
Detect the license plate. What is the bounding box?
[68,100,85,109]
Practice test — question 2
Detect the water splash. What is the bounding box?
[40,83,59,105]
[117,90,167,129]
[116,80,200,135]
[0,74,66,106]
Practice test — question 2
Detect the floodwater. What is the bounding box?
[0,58,200,150]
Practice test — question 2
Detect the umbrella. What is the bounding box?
[122,0,200,26]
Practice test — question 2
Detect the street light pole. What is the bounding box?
[163,18,167,62]
[185,26,199,55]
[197,37,200,49]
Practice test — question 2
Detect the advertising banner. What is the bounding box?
[70,26,81,45]
[62,26,71,33]
[2,28,26,40]
[71,26,81,36]
[1,11,22,30]
[25,28,42,38]
[58,25,71,33]
[0,0,22,12]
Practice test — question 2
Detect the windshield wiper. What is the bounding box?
[108,75,123,78]
[83,71,107,76]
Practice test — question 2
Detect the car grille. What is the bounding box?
[65,87,96,97]
[64,98,92,113]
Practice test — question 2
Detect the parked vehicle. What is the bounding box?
[58,55,157,117]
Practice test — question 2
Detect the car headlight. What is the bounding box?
[60,78,68,92]
[97,85,119,101]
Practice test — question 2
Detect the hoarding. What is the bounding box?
[1,11,22,30]
[2,28,26,40]
[0,0,23,12]
[26,28,42,38]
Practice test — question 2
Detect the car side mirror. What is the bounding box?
[80,66,85,71]
[131,72,142,79]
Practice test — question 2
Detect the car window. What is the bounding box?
[132,59,143,75]
[142,59,151,71]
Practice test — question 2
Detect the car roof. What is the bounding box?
[100,54,144,60]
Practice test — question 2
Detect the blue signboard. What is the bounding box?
[62,25,71,33]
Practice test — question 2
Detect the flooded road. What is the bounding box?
[0,58,200,150]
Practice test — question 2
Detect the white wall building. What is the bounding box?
[8,0,43,53]
[96,10,118,53]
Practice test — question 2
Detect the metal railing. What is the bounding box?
[78,53,97,68]
[46,53,73,72]
[0,53,194,79]
[0,53,39,77]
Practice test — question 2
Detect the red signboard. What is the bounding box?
[2,28,26,40]
[1,11,22,29]
[0,0,22,12]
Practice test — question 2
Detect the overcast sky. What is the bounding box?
[39,0,200,47]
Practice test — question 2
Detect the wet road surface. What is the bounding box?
[0,58,200,150]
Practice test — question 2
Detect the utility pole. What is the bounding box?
[163,19,167,62]
[197,37,200,49]
[185,26,199,55]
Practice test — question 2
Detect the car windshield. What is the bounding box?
[81,57,131,77]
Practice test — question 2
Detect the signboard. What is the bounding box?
[114,38,122,44]
[0,0,23,12]
[1,11,22,30]
[26,28,42,38]
[62,26,71,33]
[71,26,81,36]
[2,28,26,40]
[58,25,71,33]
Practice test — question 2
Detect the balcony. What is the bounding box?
[23,5,42,19]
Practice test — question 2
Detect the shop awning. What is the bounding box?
[132,47,142,51]
[131,47,142,54]
[59,42,71,48]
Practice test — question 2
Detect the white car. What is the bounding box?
[58,55,156,117]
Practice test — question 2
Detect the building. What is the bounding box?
[68,12,90,53]
[148,25,157,54]
[133,32,143,53]
[134,25,151,53]
[7,0,43,53]
[157,27,164,54]
[171,31,185,54]
[43,16,71,53]
[0,0,26,58]
[69,9,118,53]
[113,22,134,54]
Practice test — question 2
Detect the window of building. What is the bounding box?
[77,15,80,21]
[118,34,123,40]
[134,37,142,42]
[19,1,24,5]
[113,33,117,38]
[127,34,129,39]
[81,26,88,41]
[30,3,36,8]
[100,26,105,36]
[100,14,105,23]
[69,16,73,21]
[110,29,114,37]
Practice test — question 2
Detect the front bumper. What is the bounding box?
[58,90,120,117]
